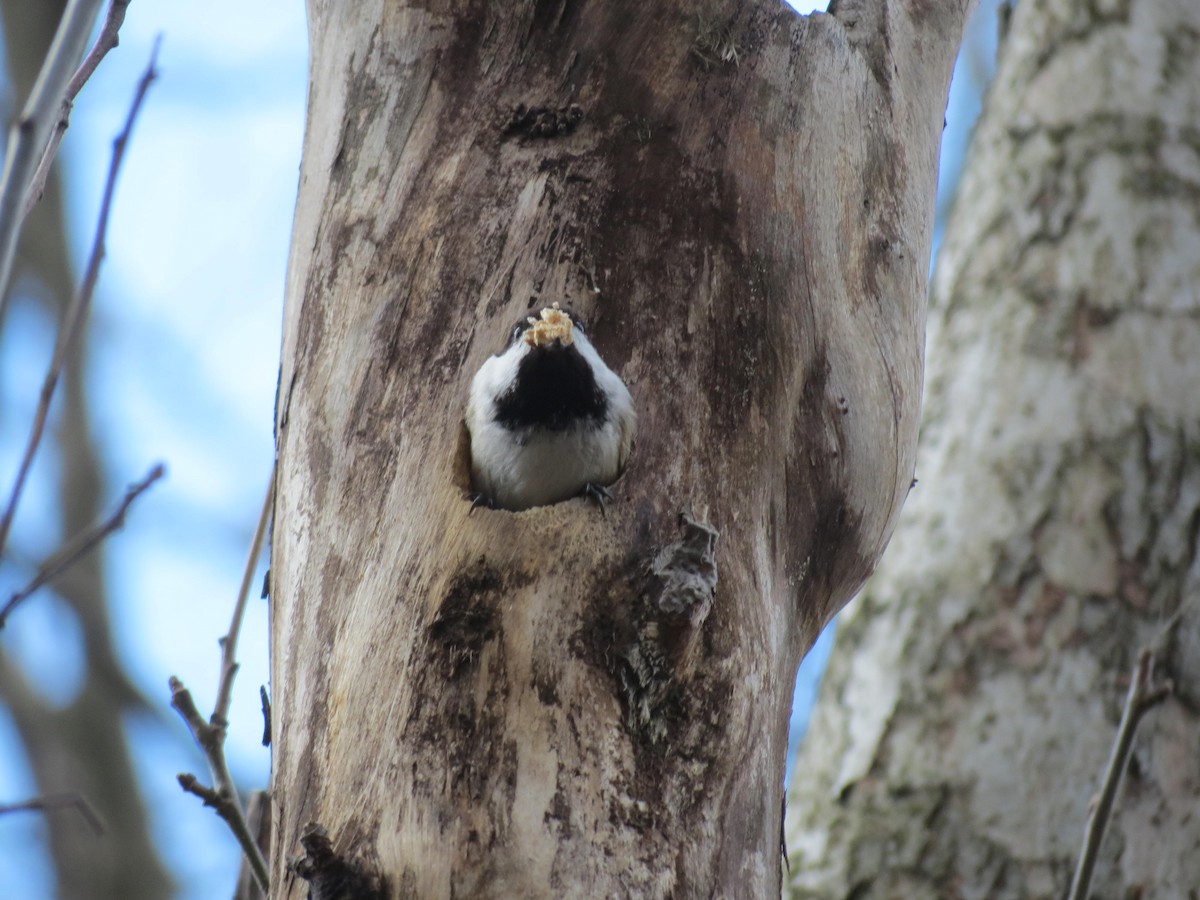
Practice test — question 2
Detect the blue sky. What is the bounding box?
[0,1,996,896]
[1,2,303,896]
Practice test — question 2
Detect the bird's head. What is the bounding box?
[507,303,586,352]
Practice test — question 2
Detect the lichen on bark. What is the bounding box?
[787,0,1200,896]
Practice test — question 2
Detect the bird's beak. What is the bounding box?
[524,309,575,348]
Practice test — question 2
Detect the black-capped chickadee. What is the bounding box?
[466,304,636,511]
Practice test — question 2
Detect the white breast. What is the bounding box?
[465,332,635,511]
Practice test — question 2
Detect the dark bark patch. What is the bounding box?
[405,664,511,814]
[403,564,525,826]
[705,260,783,435]
[532,660,561,706]
[528,0,582,37]
[295,267,326,371]
[607,784,658,833]
[793,485,870,623]
[785,352,873,624]
[859,135,906,311]
[282,560,342,833]
[544,783,574,838]
[690,17,745,70]
[347,360,382,442]
[428,565,506,679]
[828,0,893,97]
[318,555,348,624]
[583,513,721,748]
[290,822,385,900]
[591,126,780,438]
[452,420,474,494]
[329,56,385,197]
[501,103,585,140]
[618,639,678,746]
[304,427,334,516]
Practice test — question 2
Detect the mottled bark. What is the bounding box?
[0,2,171,897]
[786,0,1200,896]
[272,1,967,896]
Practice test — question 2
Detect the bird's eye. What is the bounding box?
[509,321,527,345]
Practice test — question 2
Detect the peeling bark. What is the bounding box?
[786,0,1200,896]
[272,1,968,896]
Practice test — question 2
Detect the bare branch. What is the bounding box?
[0,463,164,628]
[234,791,271,900]
[176,772,221,806]
[0,791,105,835]
[170,469,275,895]
[214,472,275,728]
[1067,648,1173,900]
[0,0,105,311]
[23,0,135,218]
[172,680,271,894]
[0,38,160,562]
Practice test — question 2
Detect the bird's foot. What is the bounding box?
[580,483,614,515]
[467,492,496,514]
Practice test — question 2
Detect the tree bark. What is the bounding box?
[272,1,968,895]
[786,0,1200,896]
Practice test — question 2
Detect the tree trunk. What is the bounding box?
[271,1,968,895]
[785,0,1200,896]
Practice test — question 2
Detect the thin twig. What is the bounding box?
[0,0,105,312]
[1146,597,1190,655]
[233,790,271,900]
[214,472,276,728]
[0,38,160,563]
[172,679,270,893]
[171,469,275,895]
[1067,648,1173,900]
[23,0,135,218]
[175,763,269,890]
[0,464,163,628]
[0,791,105,834]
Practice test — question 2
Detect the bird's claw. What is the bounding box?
[580,483,614,515]
[467,492,496,514]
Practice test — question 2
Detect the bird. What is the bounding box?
[466,303,636,511]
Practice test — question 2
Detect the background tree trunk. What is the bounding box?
[786,0,1200,896]
[272,1,969,895]
[0,3,171,897]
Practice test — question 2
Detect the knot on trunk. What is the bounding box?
[290,822,384,900]
[646,510,719,623]
[619,511,719,744]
